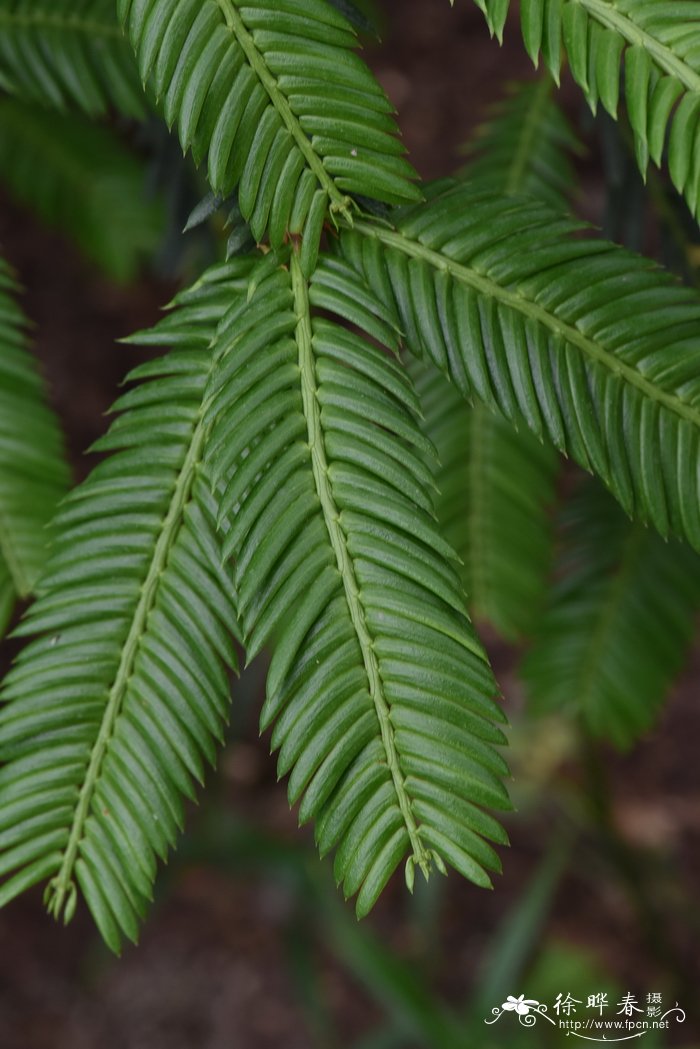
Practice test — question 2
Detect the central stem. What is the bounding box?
[290,252,430,878]
[354,221,700,431]
[46,418,208,920]
[214,0,353,222]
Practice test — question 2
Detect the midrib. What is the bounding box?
[290,252,431,878]
[213,0,353,222]
[355,221,700,431]
[46,414,207,918]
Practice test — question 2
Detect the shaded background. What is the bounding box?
[1,2,699,1046]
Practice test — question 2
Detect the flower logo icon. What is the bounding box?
[485,994,553,1026]
[501,995,539,1016]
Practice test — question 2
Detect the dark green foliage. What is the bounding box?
[0,0,144,116]
[408,78,571,640]
[461,75,579,210]
[340,185,700,551]
[1,0,700,951]
[0,263,248,950]
[117,0,420,254]
[0,99,165,280]
[205,250,510,915]
[523,478,700,748]
[0,259,69,636]
[411,361,557,640]
[470,0,700,219]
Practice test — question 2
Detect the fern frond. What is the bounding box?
[410,361,557,640]
[340,184,700,551]
[118,0,420,257]
[0,259,69,636]
[206,250,510,915]
[522,478,700,748]
[0,100,165,281]
[406,78,572,637]
[0,0,144,117]
[468,0,700,219]
[461,75,580,210]
[0,261,248,951]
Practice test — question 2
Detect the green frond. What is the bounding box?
[206,250,510,915]
[339,183,700,551]
[0,0,144,117]
[0,258,69,636]
[0,261,248,952]
[0,99,165,282]
[410,361,557,640]
[461,75,580,210]
[117,0,420,254]
[469,0,700,219]
[522,478,700,748]
[405,78,571,639]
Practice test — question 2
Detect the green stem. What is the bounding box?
[354,220,700,431]
[46,419,207,919]
[290,252,430,878]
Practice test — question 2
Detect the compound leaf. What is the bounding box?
[410,361,557,640]
[469,0,700,220]
[461,74,580,211]
[0,261,247,951]
[0,99,165,281]
[0,0,144,117]
[523,477,700,748]
[341,184,700,552]
[206,250,510,916]
[118,0,420,250]
[0,259,69,636]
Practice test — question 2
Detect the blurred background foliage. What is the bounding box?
[0,0,699,1046]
